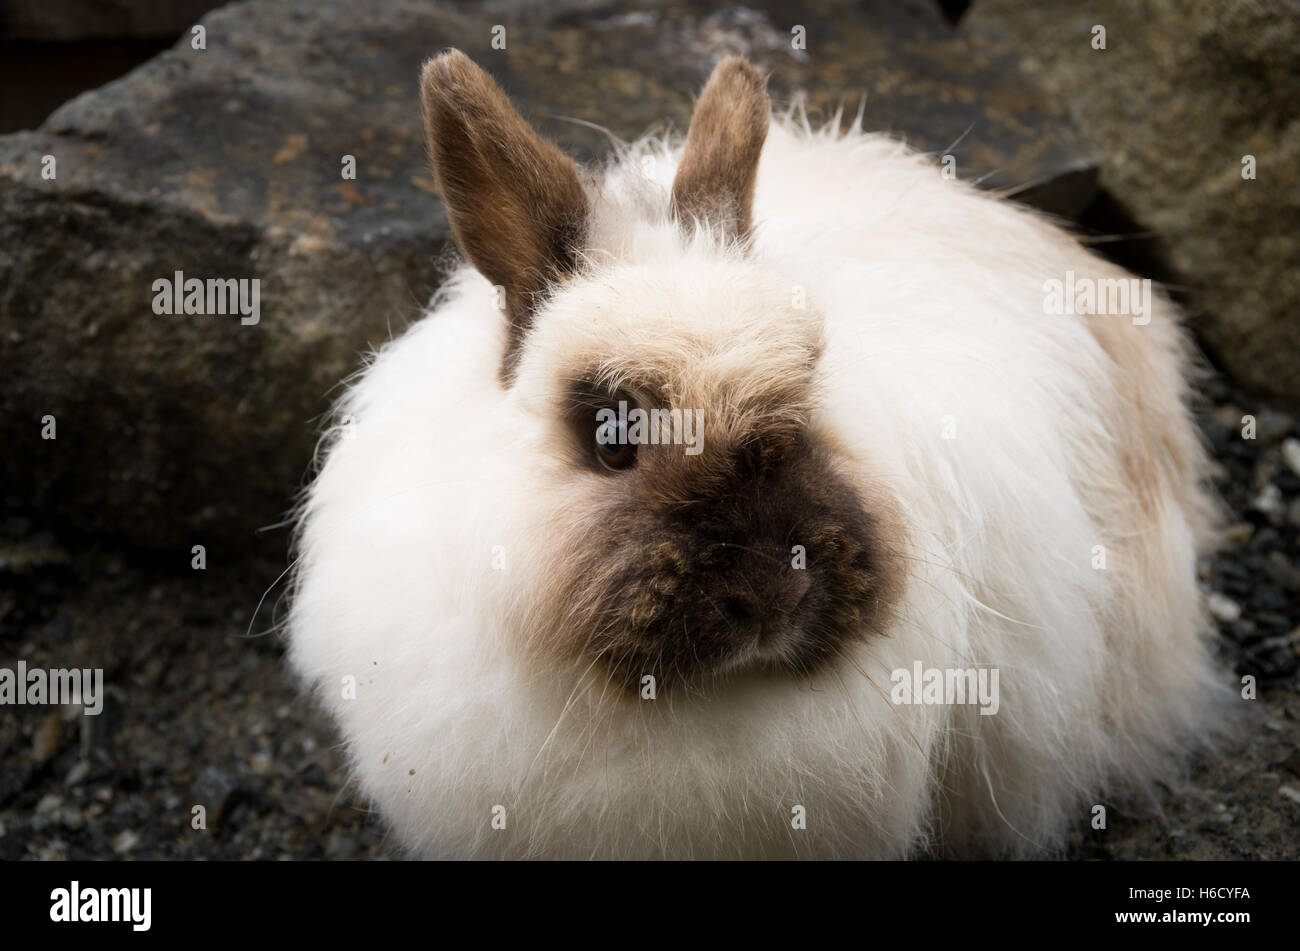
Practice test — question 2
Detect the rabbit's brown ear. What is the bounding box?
[420,50,588,382]
[671,57,770,243]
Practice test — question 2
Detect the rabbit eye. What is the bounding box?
[595,418,637,470]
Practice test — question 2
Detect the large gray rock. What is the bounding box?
[966,0,1300,407]
[0,0,1095,553]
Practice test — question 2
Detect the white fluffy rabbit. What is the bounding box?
[287,50,1229,858]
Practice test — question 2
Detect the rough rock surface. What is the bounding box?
[966,0,1300,407]
[0,0,1094,554]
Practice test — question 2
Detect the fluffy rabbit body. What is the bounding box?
[287,52,1226,858]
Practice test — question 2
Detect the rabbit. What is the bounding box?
[286,49,1232,859]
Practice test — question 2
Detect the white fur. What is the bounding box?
[286,113,1228,858]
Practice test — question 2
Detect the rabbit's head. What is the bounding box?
[415,51,904,692]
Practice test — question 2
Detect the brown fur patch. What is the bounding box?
[538,373,903,694]
[1079,307,1212,537]
[671,57,771,242]
[420,50,589,382]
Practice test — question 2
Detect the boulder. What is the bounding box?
[966,0,1300,407]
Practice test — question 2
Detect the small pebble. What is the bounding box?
[1279,786,1300,806]
[32,713,62,764]
[1283,438,1300,478]
[64,760,90,786]
[1255,635,1293,651]
[112,829,140,854]
[1223,522,1254,545]
[1207,592,1242,623]
[1255,409,1295,444]
[35,838,69,861]
[1252,483,1283,520]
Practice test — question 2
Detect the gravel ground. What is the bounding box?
[1,373,1297,860]
[0,545,391,860]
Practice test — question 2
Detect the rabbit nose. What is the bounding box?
[724,566,811,627]
[778,568,812,613]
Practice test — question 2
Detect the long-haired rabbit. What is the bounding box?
[286,50,1229,858]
